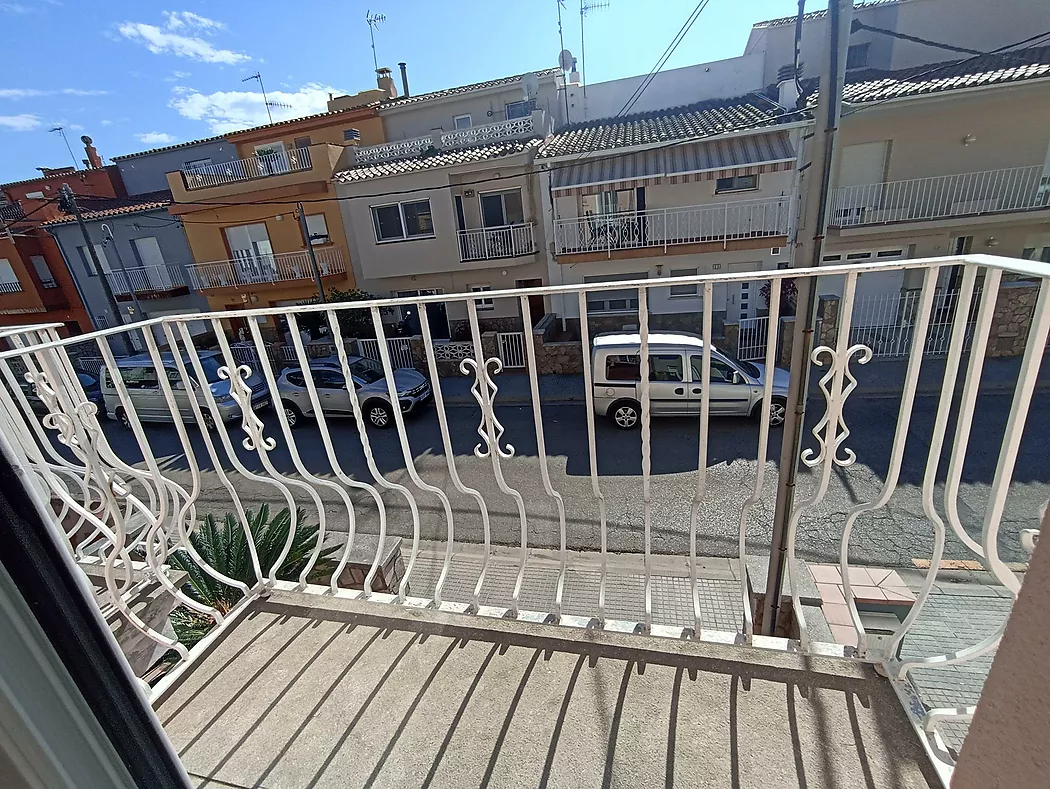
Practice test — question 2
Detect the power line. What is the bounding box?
[0,197,61,235]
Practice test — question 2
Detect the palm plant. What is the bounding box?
[167,505,338,648]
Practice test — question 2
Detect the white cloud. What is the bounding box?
[100,119,113,126]
[162,69,192,83]
[136,131,177,144]
[163,11,224,32]
[0,113,41,131]
[0,4,31,12]
[170,82,342,134]
[0,88,108,99]
[117,19,249,65]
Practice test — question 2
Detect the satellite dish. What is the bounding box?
[558,49,575,72]
[522,72,540,100]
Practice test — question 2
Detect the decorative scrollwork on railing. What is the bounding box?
[801,344,872,468]
[434,341,474,362]
[218,363,275,452]
[460,356,514,459]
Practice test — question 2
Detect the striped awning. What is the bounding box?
[550,130,796,195]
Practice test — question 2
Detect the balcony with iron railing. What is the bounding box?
[554,196,791,258]
[830,165,1050,229]
[457,222,537,261]
[108,264,189,300]
[1,252,1048,787]
[0,279,23,294]
[186,246,347,291]
[0,199,24,222]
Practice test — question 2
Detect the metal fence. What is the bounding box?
[496,331,527,368]
[0,255,1046,779]
[356,337,415,369]
[849,288,979,358]
[737,316,770,361]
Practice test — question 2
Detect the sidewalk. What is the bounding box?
[439,354,1050,406]
[406,541,1013,756]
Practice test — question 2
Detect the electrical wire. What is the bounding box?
[0,197,61,235]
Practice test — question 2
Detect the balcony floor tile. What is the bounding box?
[158,593,939,788]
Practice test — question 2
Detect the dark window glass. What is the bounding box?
[649,354,683,382]
[313,369,345,389]
[372,205,404,241]
[119,366,158,390]
[846,43,869,70]
[286,371,306,387]
[402,200,433,237]
[715,174,758,192]
[605,354,640,381]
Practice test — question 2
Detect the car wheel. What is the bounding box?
[366,401,393,429]
[114,406,131,430]
[767,397,787,427]
[610,400,640,430]
[282,400,303,428]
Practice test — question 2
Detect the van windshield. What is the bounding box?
[195,356,225,384]
[717,348,761,379]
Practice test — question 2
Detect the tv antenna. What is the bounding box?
[366,10,386,74]
[242,72,292,125]
[48,126,78,169]
[580,0,609,97]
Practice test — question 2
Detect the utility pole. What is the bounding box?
[296,202,327,303]
[60,184,135,356]
[761,0,853,636]
[100,223,144,324]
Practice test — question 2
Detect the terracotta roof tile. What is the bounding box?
[40,190,172,225]
[111,135,227,161]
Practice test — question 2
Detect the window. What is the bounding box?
[584,272,647,313]
[582,189,635,217]
[603,354,684,382]
[293,136,312,149]
[876,249,905,258]
[952,236,974,255]
[94,314,109,328]
[669,268,698,298]
[470,285,494,310]
[0,258,21,292]
[77,244,110,276]
[224,223,273,263]
[118,366,159,390]
[691,355,739,384]
[505,100,532,119]
[313,369,345,389]
[131,237,165,268]
[30,255,56,288]
[846,43,870,70]
[453,114,472,130]
[715,174,758,193]
[183,157,212,171]
[479,189,525,227]
[305,214,330,245]
[846,252,872,260]
[371,199,434,242]
[343,128,361,142]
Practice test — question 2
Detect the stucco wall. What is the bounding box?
[231,116,385,158]
[115,140,238,196]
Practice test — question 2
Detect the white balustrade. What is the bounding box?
[1,253,1047,779]
[458,223,536,261]
[107,264,186,296]
[553,196,790,255]
[831,165,1050,227]
[354,114,538,165]
[186,247,345,291]
[0,280,23,293]
[354,136,432,164]
[181,147,313,189]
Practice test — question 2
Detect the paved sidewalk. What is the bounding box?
[404,543,1014,757]
[439,354,1050,405]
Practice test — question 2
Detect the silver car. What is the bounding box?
[276,355,431,429]
[100,351,269,429]
[591,332,790,429]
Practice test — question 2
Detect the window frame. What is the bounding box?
[668,268,699,299]
[29,255,56,288]
[478,188,525,228]
[77,244,110,277]
[846,42,870,70]
[453,114,472,130]
[714,174,759,194]
[304,213,331,246]
[371,199,435,244]
[343,128,361,142]
[505,100,532,119]
[183,157,212,172]
[469,285,494,310]
[0,258,21,290]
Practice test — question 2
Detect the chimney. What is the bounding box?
[376,67,398,100]
[398,62,410,98]
[776,64,800,110]
[81,135,103,169]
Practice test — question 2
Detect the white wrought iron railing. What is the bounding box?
[0,280,23,293]
[355,114,538,165]
[0,254,1046,783]
[107,264,187,297]
[458,223,536,261]
[831,165,1050,227]
[186,247,345,290]
[181,147,313,190]
[553,196,790,255]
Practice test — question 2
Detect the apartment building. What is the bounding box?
[0,140,125,335]
[332,69,562,338]
[165,98,386,334]
[537,93,805,334]
[822,46,1050,304]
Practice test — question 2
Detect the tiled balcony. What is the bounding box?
[830,165,1050,228]
[186,247,346,291]
[2,252,1047,787]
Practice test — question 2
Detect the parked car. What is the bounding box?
[277,355,431,429]
[590,332,789,429]
[99,351,269,429]
[14,371,105,416]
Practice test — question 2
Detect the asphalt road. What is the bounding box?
[85,389,1049,568]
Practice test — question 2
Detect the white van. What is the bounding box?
[590,332,789,429]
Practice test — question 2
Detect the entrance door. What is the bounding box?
[253,141,288,175]
[397,289,450,340]
[726,262,760,322]
[516,278,546,326]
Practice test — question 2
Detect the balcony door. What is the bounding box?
[480,189,524,229]
[224,223,275,283]
[253,141,288,175]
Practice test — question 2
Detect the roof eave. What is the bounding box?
[378,73,560,115]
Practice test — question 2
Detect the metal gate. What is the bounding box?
[849,288,977,357]
[497,331,526,369]
[737,317,769,361]
[357,337,416,369]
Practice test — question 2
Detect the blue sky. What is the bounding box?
[0,1,825,184]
